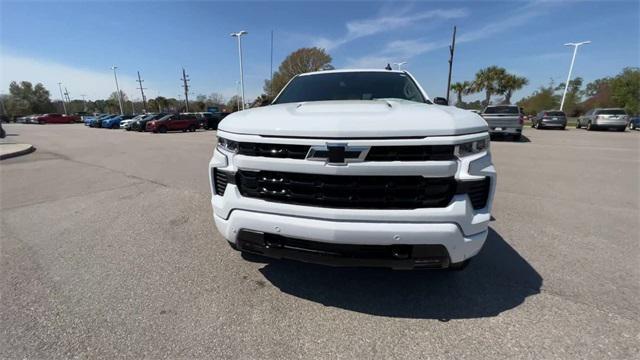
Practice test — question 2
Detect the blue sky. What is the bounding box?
[1,0,638,104]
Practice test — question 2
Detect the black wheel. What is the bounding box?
[629,122,636,130]
[617,126,626,132]
[513,134,522,141]
[576,120,581,129]
[182,129,187,132]
[586,121,594,131]
[561,126,566,130]
[112,124,118,129]
[189,125,196,132]
[158,126,167,133]
[448,259,470,271]
[537,122,543,129]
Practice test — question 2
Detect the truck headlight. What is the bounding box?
[217,137,239,153]
[455,138,489,158]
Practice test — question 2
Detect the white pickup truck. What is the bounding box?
[209,69,496,270]
[481,105,524,141]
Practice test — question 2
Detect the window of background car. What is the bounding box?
[546,111,566,117]
[273,72,427,104]
[483,106,520,114]
[596,109,627,115]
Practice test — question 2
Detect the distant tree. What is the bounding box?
[264,47,332,98]
[498,74,529,104]
[5,81,54,116]
[517,85,560,115]
[450,81,473,104]
[455,100,484,110]
[584,78,612,97]
[251,94,272,108]
[226,95,242,112]
[610,67,640,115]
[555,77,583,116]
[207,93,226,106]
[472,66,507,106]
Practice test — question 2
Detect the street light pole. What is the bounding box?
[111,65,124,115]
[231,30,248,110]
[560,41,591,111]
[57,82,67,114]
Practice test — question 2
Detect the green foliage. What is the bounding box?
[556,77,583,116]
[517,85,560,115]
[264,47,332,98]
[499,74,529,104]
[450,81,472,104]
[5,81,54,116]
[472,66,507,106]
[610,67,640,115]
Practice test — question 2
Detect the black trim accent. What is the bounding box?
[456,177,491,209]
[236,230,451,269]
[236,170,457,209]
[213,169,235,196]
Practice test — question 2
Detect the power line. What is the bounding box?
[181,67,190,112]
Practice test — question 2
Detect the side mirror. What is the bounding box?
[433,97,448,105]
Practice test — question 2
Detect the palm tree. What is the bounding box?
[499,74,529,104]
[450,81,472,104]
[473,66,507,106]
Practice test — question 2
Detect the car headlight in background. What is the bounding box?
[217,137,239,153]
[455,137,490,158]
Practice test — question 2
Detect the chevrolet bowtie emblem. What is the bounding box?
[306,143,370,165]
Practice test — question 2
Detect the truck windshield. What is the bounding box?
[484,106,520,114]
[273,72,428,104]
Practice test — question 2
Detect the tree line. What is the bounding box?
[450,66,529,109]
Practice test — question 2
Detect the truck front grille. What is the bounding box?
[236,142,455,161]
[236,170,457,209]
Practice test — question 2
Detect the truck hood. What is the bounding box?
[218,100,488,138]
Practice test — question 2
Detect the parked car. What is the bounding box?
[577,108,628,131]
[35,113,79,124]
[480,105,523,140]
[89,114,117,128]
[627,116,639,130]
[532,110,567,130]
[102,115,134,129]
[120,114,145,130]
[132,113,166,132]
[194,112,230,130]
[210,69,496,270]
[146,113,199,133]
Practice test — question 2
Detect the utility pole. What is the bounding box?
[445,25,457,105]
[270,30,274,97]
[64,87,71,103]
[181,68,190,112]
[136,71,148,112]
[57,82,67,114]
[111,65,124,115]
[80,94,87,112]
[560,41,591,111]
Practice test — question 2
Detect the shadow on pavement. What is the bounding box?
[490,134,531,143]
[258,228,541,319]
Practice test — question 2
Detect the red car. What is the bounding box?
[35,113,79,124]
[146,114,200,133]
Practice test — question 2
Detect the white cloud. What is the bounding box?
[0,52,139,101]
[314,8,468,50]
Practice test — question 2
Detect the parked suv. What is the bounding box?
[209,69,496,270]
[146,113,199,133]
[577,108,628,131]
[532,110,567,130]
[195,112,230,130]
[481,105,523,140]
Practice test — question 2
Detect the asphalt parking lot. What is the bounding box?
[1,124,638,359]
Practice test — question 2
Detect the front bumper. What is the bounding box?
[209,131,496,268]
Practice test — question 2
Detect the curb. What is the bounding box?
[0,144,36,160]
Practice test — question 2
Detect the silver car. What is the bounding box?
[577,108,628,132]
[532,110,567,130]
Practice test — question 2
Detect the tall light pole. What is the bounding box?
[393,62,407,70]
[57,82,67,114]
[111,65,124,115]
[231,30,248,110]
[560,41,591,111]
